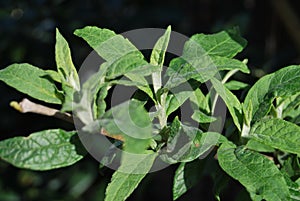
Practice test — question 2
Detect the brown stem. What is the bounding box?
[10,98,73,123]
[10,98,125,141]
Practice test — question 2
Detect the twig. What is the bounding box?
[10,98,125,142]
[10,98,73,123]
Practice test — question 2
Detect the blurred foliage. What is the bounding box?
[0,0,299,200]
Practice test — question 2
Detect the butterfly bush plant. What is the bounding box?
[0,26,300,201]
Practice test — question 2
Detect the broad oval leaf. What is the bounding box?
[250,118,300,156]
[0,63,62,104]
[244,65,300,123]
[218,143,290,201]
[0,129,85,170]
[188,28,247,58]
[75,26,157,79]
[166,28,247,88]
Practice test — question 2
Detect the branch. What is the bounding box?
[10,98,125,141]
[10,98,73,123]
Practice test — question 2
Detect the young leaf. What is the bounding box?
[0,63,62,104]
[94,83,109,118]
[55,28,80,91]
[44,70,62,83]
[0,129,85,170]
[190,88,210,114]
[125,73,155,102]
[218,143,291,201]
[244,65,300,123]
[105,152,157,201]
[210,77,242,131]
[150,25,171,92]
[224,80,249,91]
[60,84,74,112]
[191,110,217,123]
[165,90,192,116]
[250,118,300,157]
[73,63,108,125]
[150,25,171,67]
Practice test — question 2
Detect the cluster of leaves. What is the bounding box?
[0,26,300,201]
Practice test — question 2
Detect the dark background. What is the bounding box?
[0,0,299,200]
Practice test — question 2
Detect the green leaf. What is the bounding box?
[245,139,275,153]
[150,25,171,67]
[283,175,300,200]
[74,26,133,61]
[0,63,62,104]
[166,90,192,116]
[225,80,249,90]
[75,26,157,79]
[60,84,74,112]
[56,28,80,91]
[166,28,247,88]
[281,93,300,118]
[212,56,250,74]
[218,143,291,201]
[160,118,226,164]
[188,28,247,58]
[94,83,109,118]
[190,88,210,114]
[211,77,242,131]
[281,155,300,179]
[250,118,300,157]
[105,52,157,79]
[125,73,155,102]
[44,70,62,83]
[166,53,218,88]
[150,25,171,92]
[173,160,205,200]
[73,63,108,125]
[86,100,153,153]
[191,110,217,123]
[105,152,157,201]
[244,65,300,123]
[0,129,85,170]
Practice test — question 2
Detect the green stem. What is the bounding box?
[211,69,239,114]
[152,71,167,128]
